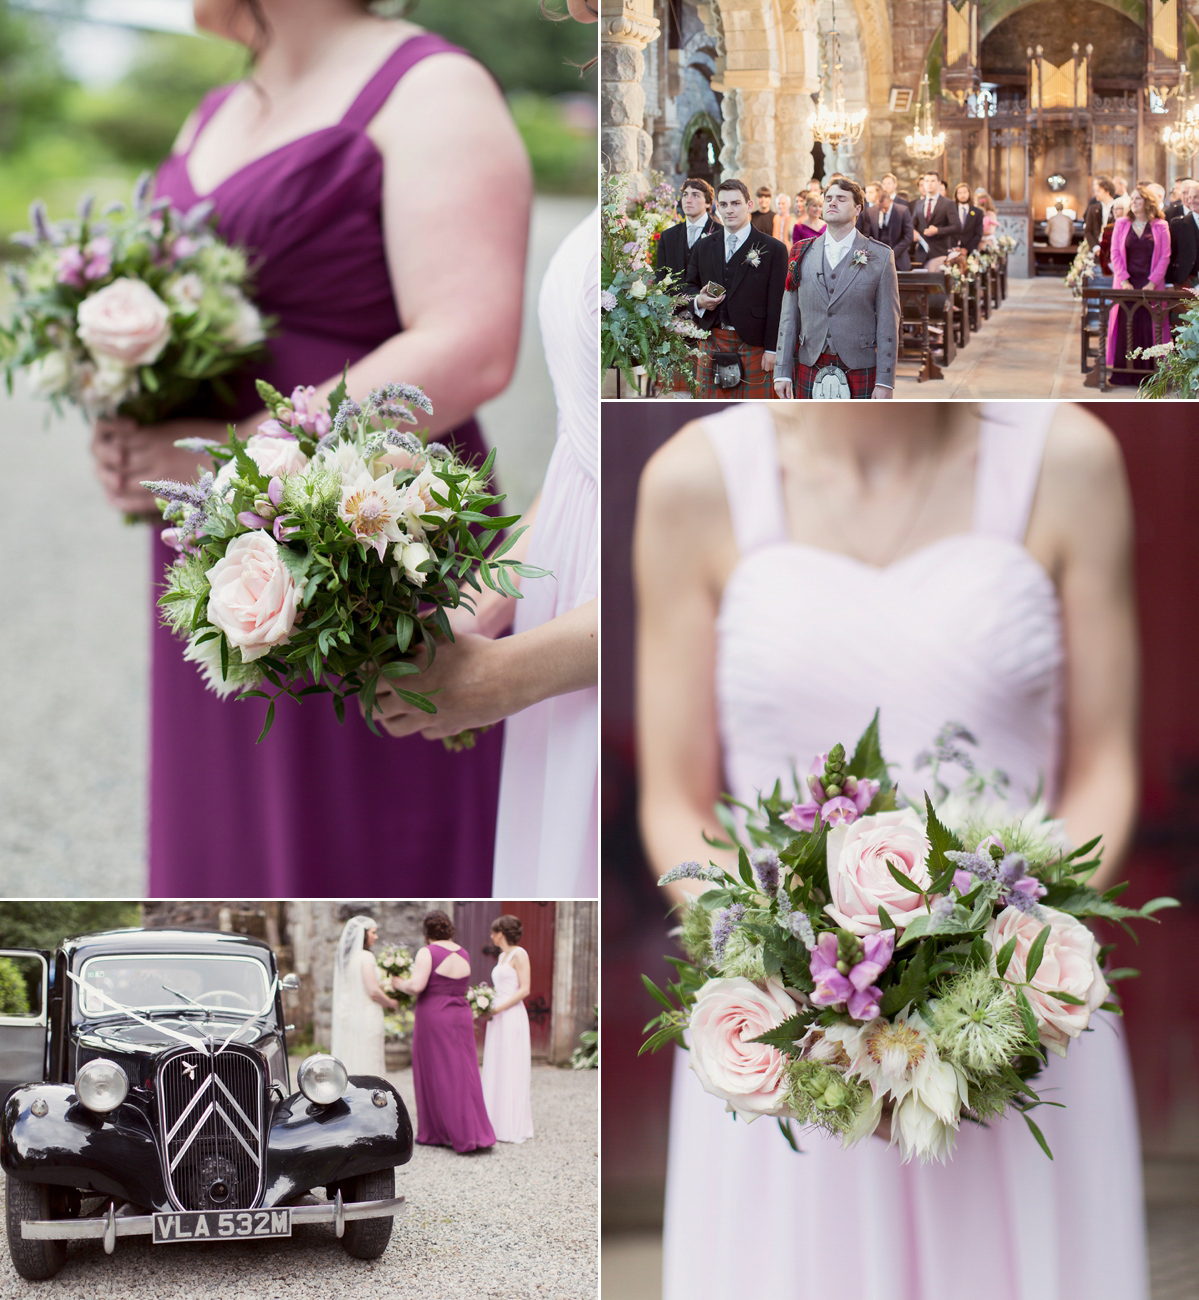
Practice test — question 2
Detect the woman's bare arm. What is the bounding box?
[494,948,532,1014]
[393,945,432,995]
[1028,409,1139,888]
[634,426,738,907]
[361,952,399,1009]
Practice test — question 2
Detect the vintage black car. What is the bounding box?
[0,929,413,1280]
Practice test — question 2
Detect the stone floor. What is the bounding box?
[892,275,1132,401]
[602,1158,1199,1299]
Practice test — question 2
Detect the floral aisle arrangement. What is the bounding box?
[1131,296,1199,398]
[465,983,497,1019]
[1,176,269,422]
[642,714,1176,1164]
[146,374,544,743]
[993,233,1019,257]
[376,944,415,1009]
[600,172,707,395]
[1064,243,1097,298]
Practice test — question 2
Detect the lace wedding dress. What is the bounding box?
[662,405,1148,1300]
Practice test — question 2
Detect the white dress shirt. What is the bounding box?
[723,223,752,260]
[685,215,709,248]
[823,226,857,270]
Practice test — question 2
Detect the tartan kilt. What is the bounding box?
[794,350,877,399]
[692,327,779,399]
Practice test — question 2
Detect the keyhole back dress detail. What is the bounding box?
[661,403,1148,1300]
[150,35,503,897]
[412,944,495,1153]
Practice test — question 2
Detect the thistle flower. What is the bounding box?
[750,847,780,894]
[711,904,745,965]
[929,967,1029,1074]
[657,860,726,886]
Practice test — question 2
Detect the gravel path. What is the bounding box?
[0,1063,597,1299]
[0,195,590,895]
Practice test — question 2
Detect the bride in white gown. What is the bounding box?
[634,405,1148,1300]
[331,916,400,1077]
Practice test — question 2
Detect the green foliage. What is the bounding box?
[508,92,595,196]
[0,1,71,153]
[0,957,31,1015]
[0,902,141,953]
[570,1008,598,1069]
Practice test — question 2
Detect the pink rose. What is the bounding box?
[986,906,1109,1057]
[688,977,797,1120]
[245,434,309,479]
[76,277,171,367]
[205,532,299,662]
[825,810,932,936]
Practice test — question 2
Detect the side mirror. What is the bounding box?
[280,974,301,992]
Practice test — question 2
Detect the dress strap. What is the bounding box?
[702,405,789,557]
[972,404,1055,543]
[340,33,467,131]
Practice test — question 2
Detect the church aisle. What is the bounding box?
[893,277,1130,400]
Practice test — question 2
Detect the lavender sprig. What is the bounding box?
[173,437,221,454]
[141,476,213,510]
[384,430,422,454]
[368,381,433,414]
[331,399,362,437]
[750,847,780,894]
[711,904,746,965]
[657,860,727,886]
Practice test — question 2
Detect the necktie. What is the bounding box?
[726,233,737,261]
[925,199,933,221]
[960,205,967,224]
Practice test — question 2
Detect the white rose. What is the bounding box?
[78,359,138,414]
[221,292,266,347]
[628,279,648,299]
[825,809,932,936]
[26,351,73,398]
[687,977,796,1121]
[76,277,172,367]
[245,434,309,479]
[395,540,432,586]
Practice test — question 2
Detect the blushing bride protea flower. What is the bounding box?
[338,472,408,560]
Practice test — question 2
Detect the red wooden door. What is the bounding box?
[452,901,556,1057]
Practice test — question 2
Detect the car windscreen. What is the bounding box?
[75,954,272,1019]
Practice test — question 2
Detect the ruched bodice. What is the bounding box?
[709,403,1064,811]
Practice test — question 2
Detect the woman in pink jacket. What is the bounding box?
[1105,184,1172,385]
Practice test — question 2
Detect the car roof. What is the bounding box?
[62,929,276,967]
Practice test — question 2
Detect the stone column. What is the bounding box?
[777,85,817,198]
[548,902,599,1065]
[601,0,661,183]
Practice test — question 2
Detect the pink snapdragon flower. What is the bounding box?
[55,247,86,288]
[808,930,895,1021]
[278,385,332,438]
[256,418,298,441]
[82,236,112,281]
[782,751,880,832]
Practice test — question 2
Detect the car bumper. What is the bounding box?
[21,1193,406,1252]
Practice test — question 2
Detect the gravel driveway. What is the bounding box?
[0,1063,597,1299]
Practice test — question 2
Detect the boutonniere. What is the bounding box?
[851,249,869,266]
[746,247,762,267]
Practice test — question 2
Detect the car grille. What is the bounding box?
[158,1046,265,1211]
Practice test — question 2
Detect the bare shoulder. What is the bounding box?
[1034,407,1131,565]
[640,422,725,522]
[1041,406,1127,500]
[375,28,508,125]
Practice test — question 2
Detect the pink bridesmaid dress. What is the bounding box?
[662,405,1148,1300]
[491,210,598,897]
[480,947,534,1143]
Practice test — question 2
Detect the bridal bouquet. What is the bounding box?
[1,175,269,422]
[466,983,497,1018]
[376,944,414,1009]
[643,714,1176,1164]
[147,373,543,742]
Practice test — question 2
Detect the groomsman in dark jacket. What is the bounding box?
[685,178,788,398]
[871,190,914,270]
[1083,177,1115,248]
[655,177,719,284]
[912,171,960,265]
[1167,180,1199,286]
[951,183,984,252]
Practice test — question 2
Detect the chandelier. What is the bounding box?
[811,1,867,151]
[906,73,947,161]
[1162,64,1199,159]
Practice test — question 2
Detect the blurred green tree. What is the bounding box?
[0,902,142,953]
[0,957,31,1016]
[0,0,72,152]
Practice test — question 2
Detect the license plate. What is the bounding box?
[153,1209,291,1243]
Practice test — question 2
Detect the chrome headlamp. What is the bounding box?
[75,1058,129,1114]
[297,1053,348,1106]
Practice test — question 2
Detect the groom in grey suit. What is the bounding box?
[773,178,900,399]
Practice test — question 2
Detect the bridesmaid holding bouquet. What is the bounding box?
[395,911,495,1155]
[480,915,534,1144]
[89,0,532,897]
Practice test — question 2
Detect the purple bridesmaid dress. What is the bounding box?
[150,36,503,896]
[411,944,496,1152]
